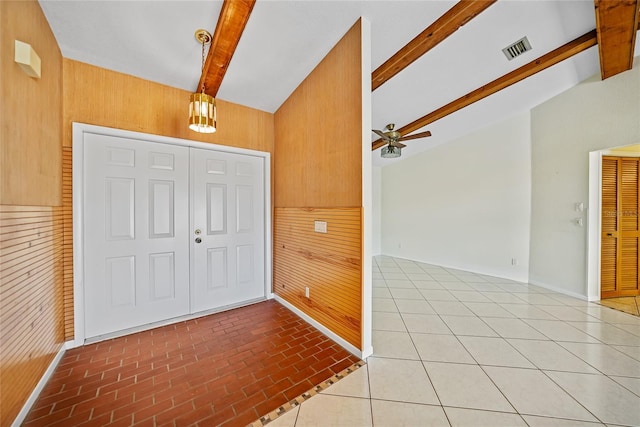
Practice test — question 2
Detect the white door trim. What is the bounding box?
[586,152,602,301]
[587,148,640,301]
[72,122,272,347]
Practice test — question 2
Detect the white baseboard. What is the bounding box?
[273,295,364,359]
[528,279,589,300]
[360,345,373,359]
[12,341,72,427]
[379,254,529,284]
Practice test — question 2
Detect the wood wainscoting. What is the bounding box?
[274,207,362,348]
[0,205,66,423]
[62,147,74,340]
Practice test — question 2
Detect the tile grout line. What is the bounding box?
[537,368,606,425]
[399,262,523,423]
[379,257,639,426]
[386,270,449,413]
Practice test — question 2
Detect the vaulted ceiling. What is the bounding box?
[39,0,640,165]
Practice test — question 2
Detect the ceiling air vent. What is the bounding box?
[502,36,532,60]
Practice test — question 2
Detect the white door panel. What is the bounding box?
[82,132,267,339]
[84,134,190,338]
[191,148,265,312]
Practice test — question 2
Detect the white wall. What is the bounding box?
[372,165,382,255]
[381,112,532,282]
[530,60,640,297]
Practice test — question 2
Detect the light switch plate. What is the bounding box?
[314,221,327,233]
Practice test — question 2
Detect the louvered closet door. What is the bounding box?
[601,156,640,298]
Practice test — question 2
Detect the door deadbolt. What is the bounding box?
[194,229,202,235]
[195,237,202,244]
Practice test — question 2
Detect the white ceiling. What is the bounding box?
[39,0,640,166]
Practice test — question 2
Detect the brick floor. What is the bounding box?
[23,300,361,427]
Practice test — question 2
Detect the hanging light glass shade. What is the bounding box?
[381,145,401,158]
[189,92,216,133]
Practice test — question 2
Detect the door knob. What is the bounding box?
[195,237,202,244]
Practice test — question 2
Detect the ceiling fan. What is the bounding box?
[372,124,432,158]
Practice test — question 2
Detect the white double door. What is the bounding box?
[83,134,265,339]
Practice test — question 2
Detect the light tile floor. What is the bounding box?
[269,256,640,427]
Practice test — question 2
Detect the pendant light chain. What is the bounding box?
[200,36,206,93]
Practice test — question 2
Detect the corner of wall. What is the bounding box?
[529,62,640,297]
[273,19,367,351]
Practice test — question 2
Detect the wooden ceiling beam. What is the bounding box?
[594,0,640,80]
[197,0,256,97]
[372,0,496,91]
[372,30,599,150]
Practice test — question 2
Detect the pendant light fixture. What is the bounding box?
[189,29,217,133]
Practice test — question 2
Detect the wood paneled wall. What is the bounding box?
[274,21,362,208]
[1,2,66,425]
[274,208,362,347]
[273,21,364,349]
[0,206,65,425]
[63,59,274,154]
[62,147,74,339]
[1,1,62,206]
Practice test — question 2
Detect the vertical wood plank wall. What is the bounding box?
[62,60,275,154]
[273,20,364,349]
[1,1,65,424]
[1,1,62,206]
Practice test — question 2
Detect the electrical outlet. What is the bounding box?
[511,258,518,266]
[305,287,310,298]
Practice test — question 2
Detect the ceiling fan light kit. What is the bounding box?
[381,145,401,158]
[372,123,432,158]
[189,29,217,134]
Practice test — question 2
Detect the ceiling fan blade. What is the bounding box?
[390,141,407,149]
[372,129,391,141]
[398,130,432,141]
